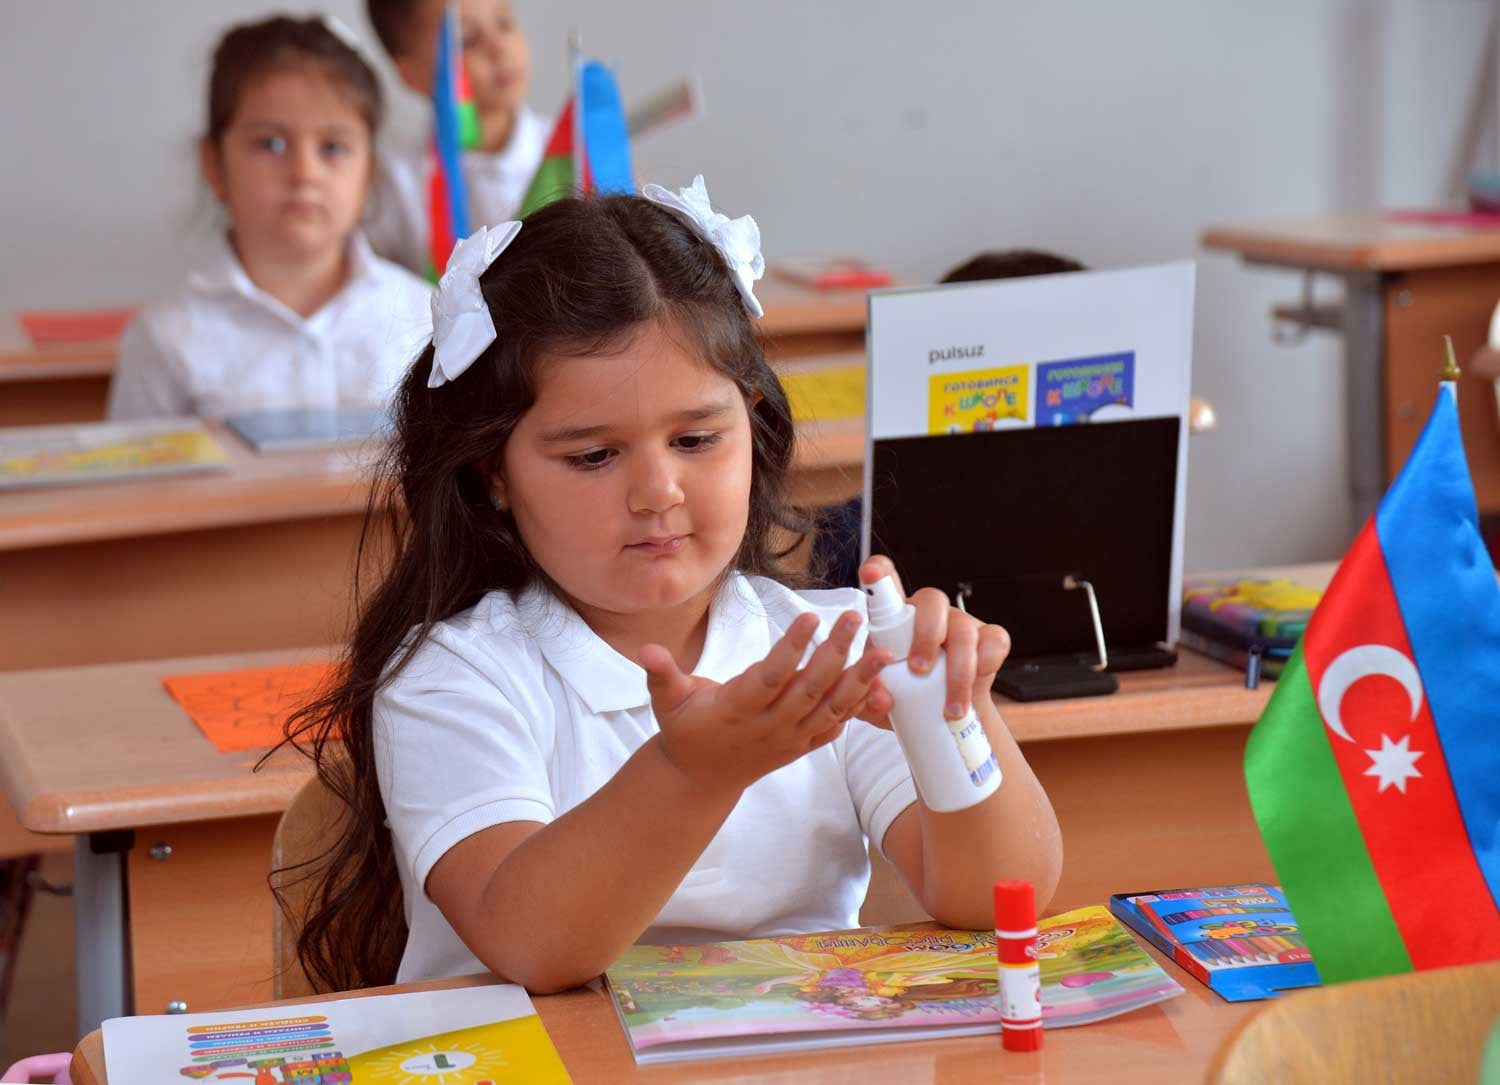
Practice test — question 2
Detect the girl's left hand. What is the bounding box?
[858,555,1012,726]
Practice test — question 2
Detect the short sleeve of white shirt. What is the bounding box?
[374,576,920,982]
[108,313,191,420]
[374,633,556,892]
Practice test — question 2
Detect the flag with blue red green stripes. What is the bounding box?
[1245,381,1500,983]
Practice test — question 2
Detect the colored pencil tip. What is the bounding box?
[1441,334,1462,382]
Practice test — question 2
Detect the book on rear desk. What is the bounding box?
[1109,884,1322,1002]
[225,407,390,453]
[1180,574,1322,654]
[1176,629,1289,678]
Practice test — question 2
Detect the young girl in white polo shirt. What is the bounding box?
[107,16,432,421]
[283,179,1062,994]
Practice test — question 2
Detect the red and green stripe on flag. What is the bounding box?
[1245,386,1500,984]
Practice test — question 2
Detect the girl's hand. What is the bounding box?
[641,611,891,795]
[858,555,1012,725]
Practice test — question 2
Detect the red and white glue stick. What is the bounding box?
[994,878,1042,1052]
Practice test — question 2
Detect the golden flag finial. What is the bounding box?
[1441,334,1462,382]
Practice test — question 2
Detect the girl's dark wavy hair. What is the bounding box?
[272,193,810,992]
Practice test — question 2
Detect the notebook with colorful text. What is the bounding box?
[1109,883,1322,1002]
[0,419,229,489]
[101,982,570,1083]
[604,906,1182,1064]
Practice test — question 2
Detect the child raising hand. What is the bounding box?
[285,179,1061,994]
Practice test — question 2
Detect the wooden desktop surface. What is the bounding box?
[0,375,864,673]
[0,313,117,380]
[0,566,1327,1014]
[0,280,870,426]
[0,404,863,555]
[71,940,1257,1085]
[1201,211,1500,271]
[0,624,1297,837]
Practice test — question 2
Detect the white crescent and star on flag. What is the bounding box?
[1315,644,1426,794]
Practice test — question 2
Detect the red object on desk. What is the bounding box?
[20,307,137,345]
[994,879,1043,1052]
[772,258,893,291]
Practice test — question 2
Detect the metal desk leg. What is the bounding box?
[74,831,133,1035]
[1341,271,1387,534]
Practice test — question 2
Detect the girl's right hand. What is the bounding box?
[640,611,892,795]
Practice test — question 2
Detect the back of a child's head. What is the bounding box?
[940,249,1086,284]
[205,15,382,146]
[365,0,424,60]
[382,193,802,620]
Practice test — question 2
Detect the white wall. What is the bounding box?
[1,1,1489,570]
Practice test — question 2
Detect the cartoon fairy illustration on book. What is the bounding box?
[726,939,995,1021]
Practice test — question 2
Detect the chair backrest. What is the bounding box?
[270,775,347,1000]
[1208,959,1500,1085]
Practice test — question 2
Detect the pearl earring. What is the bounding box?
[492,494,505,512]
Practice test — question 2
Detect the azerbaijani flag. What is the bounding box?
[425,3,479,280]
[1244,369,1500,984]
[516,58,633,218]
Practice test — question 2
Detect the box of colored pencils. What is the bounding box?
[1108,884,1322,1002]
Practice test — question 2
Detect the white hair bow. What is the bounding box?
[641,176,765,318]
[428,221,523,389]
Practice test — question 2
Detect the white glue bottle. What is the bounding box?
[864,575,1002,812]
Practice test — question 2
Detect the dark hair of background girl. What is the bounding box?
[205,16,382,145]
[273,194,811,993]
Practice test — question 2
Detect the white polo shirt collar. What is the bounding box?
[514,575,772,714]
[187,232,383,332]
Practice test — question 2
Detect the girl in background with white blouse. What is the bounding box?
[107,16,431,422]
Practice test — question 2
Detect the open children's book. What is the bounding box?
[604,905,1184,1065]
[102,982,570,1083]
[0,418,229,489]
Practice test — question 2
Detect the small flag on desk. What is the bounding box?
[1244,337,1500,985]
[517,54,633,218]
[425,3,478,280]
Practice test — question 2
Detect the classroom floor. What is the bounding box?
[2,849,76,1063]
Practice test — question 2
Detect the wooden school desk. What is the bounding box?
[0,399,863,675]
[70,947,1261,1085]
[0,561,1316,1035]
[1201,212,1500,534]
[0,313,117,427]
[0,281,869,428]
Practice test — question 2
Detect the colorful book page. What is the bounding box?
[102,983,570,1083]
[19,307,136,345]
[0,420,229,490]
[780,364,867,424]
[1034,351,1136,425]
[1035,905,1186,1027]
[926,364,1029,433]
[605,909,1181,1064]
[162,663,336,753]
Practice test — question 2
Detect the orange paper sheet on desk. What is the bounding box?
[162,663,335,753]
[20,307,137,345]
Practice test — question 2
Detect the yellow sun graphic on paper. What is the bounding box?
[356,1038,508,1084]
[346,1017,570,1085]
